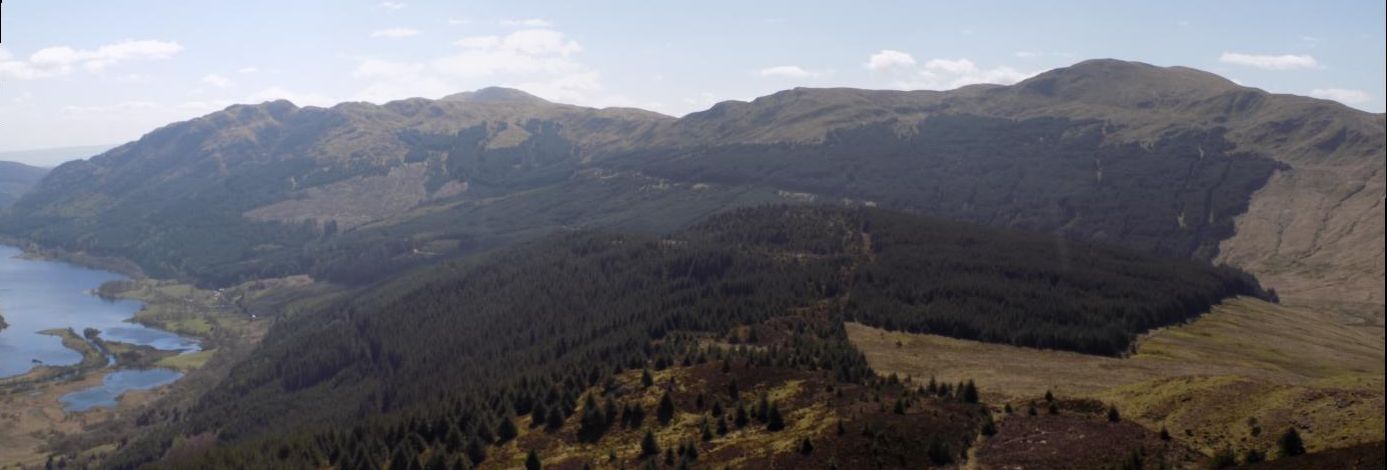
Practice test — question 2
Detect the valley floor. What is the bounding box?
[847,296,1386,461]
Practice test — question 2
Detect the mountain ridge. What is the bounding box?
[3,58,1381,307]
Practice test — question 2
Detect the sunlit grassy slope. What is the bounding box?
[847,296,1385,456]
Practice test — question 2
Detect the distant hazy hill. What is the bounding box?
[2,60,1381,308]
[0,144,114,168]
[0,160,49,208]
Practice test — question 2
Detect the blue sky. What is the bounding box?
[1,0,1383,154]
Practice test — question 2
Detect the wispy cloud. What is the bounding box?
[758,65,819,79]
[201,73,234,88]
[371,28,421,39]
[379,2,406,10]
[1219,52,1318,70]
[0,40,184,80]
[894,58,1033,90]
[1309,88,1371,105]
[865,50,916,71]
[500,18,552,27]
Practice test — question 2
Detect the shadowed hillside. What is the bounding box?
[2,60,1377,310]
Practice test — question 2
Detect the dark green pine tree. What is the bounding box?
[758,393,774,422]
[641,368,655,387]
[497,415,519,443]
[465,437,487,466]
[962,380,979,404]
[444,425,465,452]
[734,403,750,427]
[799,437,814,455]
[545,407,565,431]
[1278,427,1306,457]
[766,403,786,431]
[657,392,676,425]
[525,449,542,470]
[531,401,549,428]
[640,430,661,458]
[1107,405,1121,422]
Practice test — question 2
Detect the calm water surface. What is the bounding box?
[0,245,198,410]
[60,368,184,411]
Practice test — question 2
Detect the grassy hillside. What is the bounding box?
[92,206,1263,468]
[848,297,1385,461]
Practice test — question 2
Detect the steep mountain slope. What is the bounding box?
[2,91,670,284]
[105,206,1262,468]
[634,60,1384,307]
[0,160,48,208]
[2,59,1380,308]
[974,60,1385,308]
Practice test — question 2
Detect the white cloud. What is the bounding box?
[1309,88,1371,105]
[1015,51,1038,58]
[237,66,259,74]
[350,27,622,107]
[1,39,183,79]
[201,73,234,88]
[1219,52,1319,70]
[758,65,818,79]
[893,58,1034,90]
[448,18,471,25]
[457,29,581,55]
[500,18,552,27]
[371,28,420,39]
[454,36,502,50]
[866,50,916,70]
[923,58,977,74]
[380,2,406,10]
[434,29,584,78]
